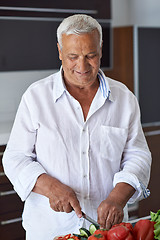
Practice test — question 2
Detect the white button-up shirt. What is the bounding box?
[3,68,151,240]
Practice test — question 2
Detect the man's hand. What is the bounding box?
[97,182,136,229]
[97,197,124,229]
[48,178,82,217]
[33,173,82,218]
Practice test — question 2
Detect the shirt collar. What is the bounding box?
[53,67,67,103]
[98,69,113,102]
[53,67,114,103]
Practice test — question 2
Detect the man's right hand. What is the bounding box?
[33,173,82,218]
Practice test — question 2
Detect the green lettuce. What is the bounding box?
[150,210,160,240]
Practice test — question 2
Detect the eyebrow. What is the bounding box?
[68,53,78,56]
[87,52,97,55]
[68,51,97,56]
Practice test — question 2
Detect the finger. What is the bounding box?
[49,201,58,211]
[105,218,112,230]
[105,211,123,229]
[58,205,64,212]
[70,198,82,218]
[97,209,109,229]
[105,211,115,230]
[50,199,63,212]
[99,216,108,229]
[52,204,61,212]
[112,212,123,226]
[63,203,73,213]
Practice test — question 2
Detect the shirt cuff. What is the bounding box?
[14,161,47,201]
[113,171,150,204]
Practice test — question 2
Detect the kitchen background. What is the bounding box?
[0,0,160,239]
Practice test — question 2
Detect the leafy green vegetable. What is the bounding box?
[154,222,160,240]
[151,210,160,222]
[150,210,160,240]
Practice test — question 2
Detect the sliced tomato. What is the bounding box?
[57,234,72,240]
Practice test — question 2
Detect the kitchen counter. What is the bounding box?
[0,121,13,145]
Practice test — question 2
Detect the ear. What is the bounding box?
[100,40,103,59]
[57,43,62,61]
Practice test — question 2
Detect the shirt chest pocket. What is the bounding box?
[100,126,128,161]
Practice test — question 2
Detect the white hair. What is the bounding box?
[57,14,102,48]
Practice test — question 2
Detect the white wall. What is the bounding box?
[112,0,160,27]
[129,0,160,27]
[112,0,131,27]
[0,70,54,123]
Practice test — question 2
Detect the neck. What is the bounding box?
[65,78,99,94]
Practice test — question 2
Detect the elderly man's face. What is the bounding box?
[57,30,102,89]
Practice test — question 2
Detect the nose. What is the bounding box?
[77,57,89,73]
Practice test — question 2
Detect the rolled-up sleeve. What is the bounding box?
[2,93,46,201]
[113,171,150,204]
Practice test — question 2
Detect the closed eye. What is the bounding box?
[87,54,97,59]
[68,54,78,60]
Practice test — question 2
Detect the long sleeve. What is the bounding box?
[2,94,46,201]
[113,95,151,203]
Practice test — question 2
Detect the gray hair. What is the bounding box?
[57,14,102,49]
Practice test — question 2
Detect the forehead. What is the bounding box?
[61,30,100,50]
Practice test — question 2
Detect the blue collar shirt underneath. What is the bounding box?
[3,68,151,240]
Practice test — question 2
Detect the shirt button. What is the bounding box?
[82,151,86,155]
[83,174,87,178]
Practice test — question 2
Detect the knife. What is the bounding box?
[81,211,100,228]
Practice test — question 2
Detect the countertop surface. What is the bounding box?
[0,121,13,145]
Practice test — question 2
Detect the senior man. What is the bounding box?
[3,14,151,240]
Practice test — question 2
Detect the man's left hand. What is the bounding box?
[97,182,136,229]
[97,197,124,229]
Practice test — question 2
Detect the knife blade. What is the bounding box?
[81,211,100,228]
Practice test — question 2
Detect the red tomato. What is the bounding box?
[111,222,133,232]
[94,229,108,239]
[57,234,80,240]
[57,234,72,240]
[107,225,134,240]
[133,219,155,240]
[88,233,106,240]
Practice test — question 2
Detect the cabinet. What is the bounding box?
[139,126,160,217]
[0,0,112,71]
[105,26,160,218]
[105,26,160,125]
[105,27,134,92]
[0,0,111,19]
[0,145,25,240]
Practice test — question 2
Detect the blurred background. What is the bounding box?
[0,0,160,239]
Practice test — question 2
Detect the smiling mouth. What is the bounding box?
[75,70,90,75]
